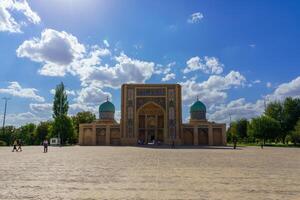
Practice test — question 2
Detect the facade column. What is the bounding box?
[208,124,213,146]
[193,126,198,145]
[92,123,96,145]
[222,124,226,145]
[164,112,168,143]
[106,126,110,145]
[145,114,148,143]
[155,115,158,140]
[79,125,84,145]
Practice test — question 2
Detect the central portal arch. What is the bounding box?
[137,102,165,144]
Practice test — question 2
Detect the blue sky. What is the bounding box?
[0,0,300,126]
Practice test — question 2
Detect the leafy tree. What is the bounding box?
[34,121,52,145]
[0,126,16,145]
[248,115,280,144]
[236,118,248,140]
[265,101,284,121]
[71,111,96,133]
[53,82,69,118]
[227,122,237,143]
[71,111,96,144]
[17,123,36,145]
[52,82,74,144]
[51,115,74,144]
[265,101,284,141]
[289,119,300,145]
[282,97,300,135]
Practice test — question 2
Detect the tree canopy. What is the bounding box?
[51,82,74,145]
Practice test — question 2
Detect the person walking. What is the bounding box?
[43,139,49,153]
[12,140,18,152]
[17,139,22,152]
[233,136,237,149]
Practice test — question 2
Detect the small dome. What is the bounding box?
[99,100,115,113]
[190,100,206,113]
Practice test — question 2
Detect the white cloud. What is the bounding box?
[0,0,40,33]
[103,39,110,47]
[253,79,261,84]
[209,76,300,124]
[162,73,176,82]
[82,53,155,89]
[29,103,52,117]
[154,62,175,75]
[69,103,97,116]
[17,29,152,89]
[249,44,256,48]
[180,71,246,106]
[208,98,264,124]
[0,112,49,127]
[16,29,86,76]
[50,89,76,96]
[75,84,111,105]
[0,82,44,102]
[267,76,300,101]
[133,44,143,50]
[187,12,204,24]
[266,82,272,88]
[183,56,224,74]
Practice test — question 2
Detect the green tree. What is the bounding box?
[52,82,74,144]
[71,111,96,133]
[227,122,237,143]
[17,123,36,145]
[289,119,300,145]
[265,101,284,141]
[34,121,52,145]
[51,115,74,144]
[236,118,248,140]
[53,82,69,118]
[282,97,300,135]
[0,126,16,145]
[71,111,96,144]
[248,115,280,144]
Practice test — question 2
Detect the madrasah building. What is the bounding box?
[79,84,226,146]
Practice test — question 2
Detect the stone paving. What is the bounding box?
[0,146,300,200]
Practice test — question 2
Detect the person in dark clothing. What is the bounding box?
[43,139,49,153]
[17,139,22,152]
[12,140,18,152]
[233,136,237,149]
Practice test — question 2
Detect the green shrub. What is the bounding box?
[0,140,7,146]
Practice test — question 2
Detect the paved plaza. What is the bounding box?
[0,146,300,200]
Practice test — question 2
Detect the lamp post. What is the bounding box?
[2,97,10,139]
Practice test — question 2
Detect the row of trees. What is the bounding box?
[227,97,300,145]
[0,82,96,146]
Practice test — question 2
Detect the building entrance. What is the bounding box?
[138,102,165,144]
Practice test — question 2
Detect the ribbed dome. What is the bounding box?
[190,100,206,113]
[99,101,115,113]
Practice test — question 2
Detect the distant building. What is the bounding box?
[79,84,226,146]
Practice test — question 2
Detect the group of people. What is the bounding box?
[11,139,49,153]
[12,139,22,152]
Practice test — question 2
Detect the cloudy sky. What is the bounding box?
[1,0,300,126]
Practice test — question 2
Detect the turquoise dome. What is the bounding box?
[190,100,206,113]
[99,101,115,113]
